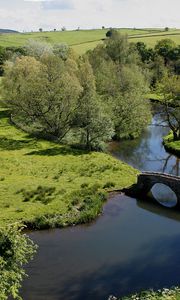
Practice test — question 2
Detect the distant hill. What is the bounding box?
[0,29,19,34]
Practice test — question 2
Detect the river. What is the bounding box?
[20,108,180,300]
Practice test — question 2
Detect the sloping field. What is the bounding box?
[129,29,180,47]
[0,28,161,47]
[0,27,179,54]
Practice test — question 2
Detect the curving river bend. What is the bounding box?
[20,107,180,300]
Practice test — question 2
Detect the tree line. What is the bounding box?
[1,31,180,147]
[1,36,151,150]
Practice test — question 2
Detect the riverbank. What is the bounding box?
[110,287,180,300]
[163,133,180,157]
[0,109,138,229]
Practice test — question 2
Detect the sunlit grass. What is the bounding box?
[163,133,180,157]
[0,109,138,228]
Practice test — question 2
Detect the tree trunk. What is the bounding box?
[173,130,178,141]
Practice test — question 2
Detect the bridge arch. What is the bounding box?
[135,172,180,208]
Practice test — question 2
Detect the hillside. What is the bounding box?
[0,27,179,53]
[0,28,19,34]
[0,27,176,54]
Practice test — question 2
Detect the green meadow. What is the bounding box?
[0,108,138,228]
[1,27,180,54]
[130,30,180,47]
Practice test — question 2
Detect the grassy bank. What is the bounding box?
[0,109,138,229]
[163,133,180,157]
[111,287,180,300]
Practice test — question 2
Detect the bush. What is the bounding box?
[0,224,37,300]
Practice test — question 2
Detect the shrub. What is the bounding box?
[0,224,37,300]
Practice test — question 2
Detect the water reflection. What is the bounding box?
[21,195,180,300]
[109,110,180,176]
[137,197,180,223]
[150,183,178,208]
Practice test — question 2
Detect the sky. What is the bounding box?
[0,0,180,32]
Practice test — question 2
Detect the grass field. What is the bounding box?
[1,28,180,54]
[130,30,180,47]
[0,108,138,229]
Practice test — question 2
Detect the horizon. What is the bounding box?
[0,0,180,32]
[1,27,180,34]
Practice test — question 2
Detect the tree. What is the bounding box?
[24,39,53,59]
[149,55,166,87]
[106,29,113,38]
[0,224,37,300]
[2,55,82,141]
[135,42,155,63]
[88,37,151,140]
[105,32,138,65]
[158,75,180,140]
[112,65,151,139]
[155,39,176,65]
[39,28,43,32]
[74,59,114,150]
[53,43,70,60]
[0,46,6,75]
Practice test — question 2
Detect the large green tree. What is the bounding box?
[88,38,151,140]
[112,65,151,139]
[74,59,114,150]
[2,55,82,140]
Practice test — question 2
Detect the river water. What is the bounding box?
[20,110,180,300]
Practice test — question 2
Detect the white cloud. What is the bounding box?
[42,0,74,10]
[0,0,179,32]
[24,0,51,2]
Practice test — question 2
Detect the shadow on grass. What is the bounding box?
[0,110,10,119]
[26,146,89,156]
[0,136,39,151]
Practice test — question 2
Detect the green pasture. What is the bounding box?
[130,30,180,47]
[0,27,170,53]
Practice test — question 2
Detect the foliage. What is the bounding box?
[155,39,176,65]
[24,39,53,58]
[2,55,82,141]
[135,42,155,63]
[108,287,180,300]
[88,34,151,140]
[53,43,70,60]
[112,65,151,139]
[0,224,37,300]
[74,58,114,149]
[158,74,180,140]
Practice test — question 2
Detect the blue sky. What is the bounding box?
[0,0,180,32]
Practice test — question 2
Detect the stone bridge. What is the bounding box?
[125,172,180,208]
